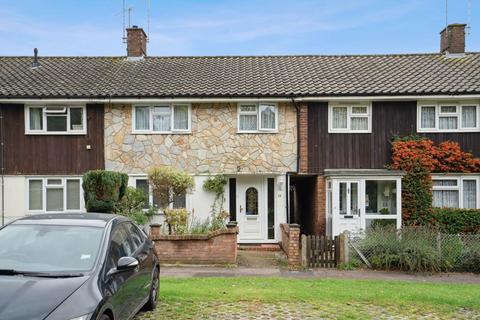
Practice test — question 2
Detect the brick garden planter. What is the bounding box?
[149,222,239,265]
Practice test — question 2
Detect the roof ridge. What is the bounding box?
[1,52,480,59]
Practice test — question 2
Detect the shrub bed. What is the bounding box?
[430,208,480,234]
[352,226,480,273]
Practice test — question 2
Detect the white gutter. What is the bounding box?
[294,94,480,102]
[0,97,292,103]
[0,94,479,104]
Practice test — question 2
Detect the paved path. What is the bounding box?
[161,266,480,284]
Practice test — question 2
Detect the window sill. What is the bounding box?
[236,130,279,134]
[417,128,480,133]
[25,131,87,135]
[131,131,191,135]
[328,130,372,134]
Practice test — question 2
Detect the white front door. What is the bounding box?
[237,176,265,241]
[332,180,361,235]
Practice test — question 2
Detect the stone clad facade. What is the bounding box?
[104,102,297,174]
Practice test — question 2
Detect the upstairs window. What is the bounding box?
[418,103,479,132]
[238,103,278,132]
[328,104,372,133]
[133,104,190,133]
[26,106,86,134]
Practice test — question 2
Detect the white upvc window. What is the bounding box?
[132,104,191,133]
[432,175,480,209]
[237,103,278,133]
[25,105,87,134]
[133,177,186,212]
[27,177,83,213]
[417,103,480,132]
[328,103,372,133]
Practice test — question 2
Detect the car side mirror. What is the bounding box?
[116,256,139,271]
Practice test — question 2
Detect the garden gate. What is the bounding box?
[301,233,347,268]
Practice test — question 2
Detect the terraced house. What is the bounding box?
[0,24,479,242]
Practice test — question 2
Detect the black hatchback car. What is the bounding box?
[0,213,159,320]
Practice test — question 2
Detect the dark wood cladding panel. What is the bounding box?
[307,101,480,172]
[1,103,104,175]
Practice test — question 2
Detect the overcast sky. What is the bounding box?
[0,0,478,56]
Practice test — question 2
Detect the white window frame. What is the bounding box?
[328,103,372,133]
[131,176,188,214]
[417,102,480,133]
[237,103,278,133]
[26,177,84,213]
[432,175,480,209]
[25,105,87,135]
[132,104,191,134]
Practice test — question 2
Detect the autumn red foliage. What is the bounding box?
[391,136,480,225]
[391,138,480,173]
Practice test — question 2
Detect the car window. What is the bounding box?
[126,223,145,252]
[107,224,134,270]
[0,224,103,273]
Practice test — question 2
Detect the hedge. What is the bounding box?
[430,208,480,234]
[82,170,128,213]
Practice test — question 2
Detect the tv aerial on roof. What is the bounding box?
[121,0,151,43]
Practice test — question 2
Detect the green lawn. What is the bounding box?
[136,277,480,319]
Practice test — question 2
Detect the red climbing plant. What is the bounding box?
[390,135,480,225]
[391,136,480,173]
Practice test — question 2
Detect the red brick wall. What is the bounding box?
[313,175,326,235]
[149,225,238,264]
[127,27,147,57]
[298,103,309,173]
[280,223,301,269]
[440,24,466,54]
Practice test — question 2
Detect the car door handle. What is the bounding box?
[137,253,148,262]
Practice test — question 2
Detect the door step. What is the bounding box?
[238,244,281,251]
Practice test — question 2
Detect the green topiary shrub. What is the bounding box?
[82,170,128,213]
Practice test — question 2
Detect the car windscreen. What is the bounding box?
[0,224,104,273]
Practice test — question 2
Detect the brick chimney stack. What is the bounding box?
[126,25,147,58]
[440,23,466,55]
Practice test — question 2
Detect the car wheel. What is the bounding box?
[144,267,159,310]
[98,314,111,320]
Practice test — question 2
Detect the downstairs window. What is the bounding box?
[432,176,479,209]
[27,177,82,212]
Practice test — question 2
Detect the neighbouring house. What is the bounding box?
[292,24,480,236]
[0,23,479,243]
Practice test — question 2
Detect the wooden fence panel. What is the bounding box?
[303,235,338,268]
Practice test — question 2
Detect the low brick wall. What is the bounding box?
[149,223,239,265]
[280,223,301,269]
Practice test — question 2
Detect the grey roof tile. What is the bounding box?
[0,53,480,98]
